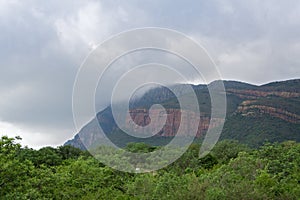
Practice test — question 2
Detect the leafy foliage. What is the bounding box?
[0,136,299,199]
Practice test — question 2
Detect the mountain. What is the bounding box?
[65,79,300,149]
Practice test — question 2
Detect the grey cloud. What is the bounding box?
[0,0,299,147]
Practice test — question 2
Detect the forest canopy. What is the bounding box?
[0,136,299,199]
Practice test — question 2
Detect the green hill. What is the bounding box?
[65,79,300,149]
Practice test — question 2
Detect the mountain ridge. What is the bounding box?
[65,79,300,149]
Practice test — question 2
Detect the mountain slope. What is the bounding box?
[65,79,300,149]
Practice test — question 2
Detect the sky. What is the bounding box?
[0,0,300,148]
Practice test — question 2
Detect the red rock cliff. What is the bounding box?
[125,109,223,137]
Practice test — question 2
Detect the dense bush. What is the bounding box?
[0,136,299,199]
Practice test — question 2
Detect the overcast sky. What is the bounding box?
[0,0,300,148]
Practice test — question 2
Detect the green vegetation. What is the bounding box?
[221,114,300,147]
[1,136,299,199]
[68,79,300,150]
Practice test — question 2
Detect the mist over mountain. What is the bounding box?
[65,79,300,149]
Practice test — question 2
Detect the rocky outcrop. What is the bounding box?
[227,89,300,99]
[237,100,300,124]
[125,108,223,137]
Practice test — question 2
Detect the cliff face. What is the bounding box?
[227,89,300,99]
[237,100,300,124]
[126,108,223,137]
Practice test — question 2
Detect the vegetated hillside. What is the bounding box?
[259,78,300,92]
[65,79,300,149]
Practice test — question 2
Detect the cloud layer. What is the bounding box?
[0,0,299,147]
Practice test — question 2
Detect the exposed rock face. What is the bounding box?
[237,101,300,124]
[227,89,300,99]
[65,108,225,149]
[126,108,223,137]
[226,89,300,123]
